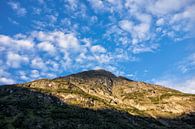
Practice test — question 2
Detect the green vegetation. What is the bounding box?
[0,86,138,129]
[0,70,195,129]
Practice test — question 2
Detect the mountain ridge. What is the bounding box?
[0,69,195,129]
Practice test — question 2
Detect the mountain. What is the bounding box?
[0,69,195,129]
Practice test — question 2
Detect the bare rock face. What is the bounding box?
[59,69,118,100]
[1,69,195,129]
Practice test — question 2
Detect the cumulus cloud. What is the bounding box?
[148,0,187,16]
[117,19,154,53]
[105,0,195,45]
[15,40,34,49]
[57,33,80,50]
[170,4,195,32]
[133,23,150,40]
[5,0,193,56]
[91,45,106,53]
[135,13,152,24]
[89,0,105,10]
[171,5,195,23]
[31,31,80,50]
[0,35,34,51]
[119,20,133,32]
[1,0,195,93]
[0,31,133,84]
[37,41,56,54]
[6,52,29,68]
[31,57,47,70]
[156,18,165,26]
[119,20,150,42]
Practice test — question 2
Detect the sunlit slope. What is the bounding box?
[0,69,195,129]
[21,70,195,117]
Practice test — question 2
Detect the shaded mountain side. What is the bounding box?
[0,85,195,129]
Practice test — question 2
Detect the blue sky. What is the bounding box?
[0,0,195,93]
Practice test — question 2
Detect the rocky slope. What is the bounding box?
[0,69,195,129]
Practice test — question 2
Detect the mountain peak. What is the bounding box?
[67,69,117,79]
[1,70,195,129]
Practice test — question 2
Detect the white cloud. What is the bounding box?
[67,0,78,11]
[0,35,34,51]
[0,69,10,77]
[148,0,187,16]
[33,31,54,41]
[131,44,159,54]
[171,5,195,23]
[32,8,41,15]
[133,23,150,40]
[170,4,195,32]
[57,33,80,50]
[0,77,15,85]
[178,53,195,73]
[8,1,27,16]
[106,0,123,12]
[6,52,29,68]
[118,19,152,51]
[8,17,19,25]
[0,35,12,45]
[15,40,34,49]
[91,45,106,53]
[154,53,195,94]
[46,60,59,71]
[135,13,152,24]
[156,18,165,26]
[104,22,155,54]
[89,0,124,13]
[155,76,195,94]
[89,0,105,10]
[119,19,150,40]
[123,0,195,39]
[76,53,89,64]
[31,70,40,79]
[18,71,29,81]
[119,20,133,32]
[48,15,57,23]
[0,30,136,84]
[37,41,56,54]
[31,57,47,70]
[1,0,194,89]
[31,31,81,52]
[93,54,112,63]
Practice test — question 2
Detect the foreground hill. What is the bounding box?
[0,69,195,129]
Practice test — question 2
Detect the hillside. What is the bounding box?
[0,69,195,129]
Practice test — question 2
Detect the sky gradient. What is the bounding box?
[0,0,195,93]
